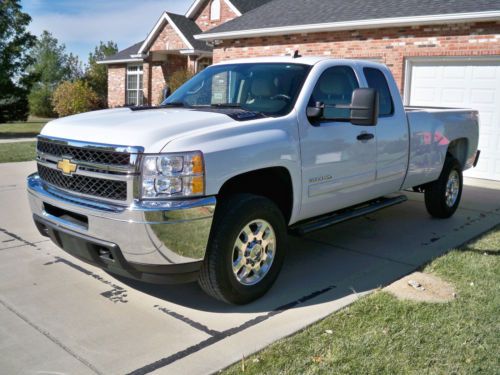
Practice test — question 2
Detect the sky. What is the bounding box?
[20,0,192,65]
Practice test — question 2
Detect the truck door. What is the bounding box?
[362,67,409,196]
[297,65,377,220]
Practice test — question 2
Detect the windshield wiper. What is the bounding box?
[161,102,185,107]
[209,103,242,108]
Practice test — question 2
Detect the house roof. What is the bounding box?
[98,41,145,64]
[185,0,273,18]
[196,0,500,40]
[137,11,211,54]
[166,12,211,52]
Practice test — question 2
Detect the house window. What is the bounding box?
[210,0,221,21]
[126,65,144,106]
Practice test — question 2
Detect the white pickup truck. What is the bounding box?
[27,57,480,304]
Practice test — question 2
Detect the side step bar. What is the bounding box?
[291,195,408,236]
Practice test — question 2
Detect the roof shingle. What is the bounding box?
[203,0,500,35]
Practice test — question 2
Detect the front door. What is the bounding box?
[298,65,377,220]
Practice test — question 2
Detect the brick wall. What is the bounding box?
[193,0,238,32]
[213,21,500,91]
[150,22,187,51]
[107,65,126,107]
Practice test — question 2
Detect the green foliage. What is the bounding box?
[28,31,83,117]
[52,80,99,117]
[85,41,118,108]
[0,0,37,122]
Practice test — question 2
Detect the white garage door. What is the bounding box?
[406,58,500,181]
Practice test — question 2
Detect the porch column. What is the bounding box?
[143,59,152,106]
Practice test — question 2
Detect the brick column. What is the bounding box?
[143,59,152,106]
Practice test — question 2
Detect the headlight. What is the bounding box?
[141,151,205,198]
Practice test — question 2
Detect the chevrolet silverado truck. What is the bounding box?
[27,57,480,304]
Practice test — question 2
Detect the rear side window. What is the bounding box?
[309,66,359,120]
[363,68,394,116]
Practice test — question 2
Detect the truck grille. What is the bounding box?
[35,137,143,203]
[38,164,128,201]
[37,139,131,166]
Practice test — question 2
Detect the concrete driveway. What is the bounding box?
[1,161,499,375]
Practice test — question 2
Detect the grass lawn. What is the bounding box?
[0,116,50,139]
[224,227,500,375]
[0,142,36,163]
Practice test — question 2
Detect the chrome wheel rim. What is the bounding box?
[232,219,276,286]
[445,169,460,207]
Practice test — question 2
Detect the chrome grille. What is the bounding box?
[36,137,143,203]
[37,139,131,166]
[38,164,128,201]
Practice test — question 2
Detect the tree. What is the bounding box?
[86,41,118,108]
[28,31,81,117]
[0,0,37,122]
[52,80,99,117]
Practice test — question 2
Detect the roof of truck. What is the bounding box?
[213,55,386,68]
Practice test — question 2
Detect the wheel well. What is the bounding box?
[218,167,294,223]
[447,138,468,168]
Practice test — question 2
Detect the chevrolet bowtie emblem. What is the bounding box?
[57,159,77,175]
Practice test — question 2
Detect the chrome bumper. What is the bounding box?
[27,173,216,267]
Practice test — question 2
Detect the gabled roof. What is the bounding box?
[138,11,212,54]
[196,0,500,40]
[97,41,144,64]
[185,0,273,18]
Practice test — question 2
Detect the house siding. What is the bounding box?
[193,0,239,32]
[213,21,500,91]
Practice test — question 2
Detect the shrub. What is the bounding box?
[165,69,195,98]
[52,80,99,117]
[28,84,57,118]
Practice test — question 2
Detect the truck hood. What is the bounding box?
[40,107,237,153]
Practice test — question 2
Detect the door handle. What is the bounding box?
[357,133,374,141]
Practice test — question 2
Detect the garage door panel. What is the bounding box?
[408,59,500,181]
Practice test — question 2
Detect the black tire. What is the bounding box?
[198,194,287,304]
[424,157,463,218]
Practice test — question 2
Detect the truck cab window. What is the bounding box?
[310,66,359,120]
[363,67,394,116]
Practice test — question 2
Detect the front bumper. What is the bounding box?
[27,173,216,283]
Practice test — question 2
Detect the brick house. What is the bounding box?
[100,0,500,180]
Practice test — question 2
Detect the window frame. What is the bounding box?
[126,64,144,106]
[363,67,395,118]
[307,65,361,125]
[210,0,221,21]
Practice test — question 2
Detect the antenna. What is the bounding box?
[293,50,302,58]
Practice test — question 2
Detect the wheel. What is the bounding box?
[424,157,463,218]
[198,194,287,304]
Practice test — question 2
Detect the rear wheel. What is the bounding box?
[424,157,463,218]
[198,194,287,304]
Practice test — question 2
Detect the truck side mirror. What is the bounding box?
[350,88,379,126]
[306,101,324,122]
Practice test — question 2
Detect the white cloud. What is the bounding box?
[25,0,191,60]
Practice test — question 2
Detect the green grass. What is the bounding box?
[224,227,500,375]
[0,116,50,139]
[0,142,37,163]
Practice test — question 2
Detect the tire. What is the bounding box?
[424,157,463,218]
[198,194,287,304]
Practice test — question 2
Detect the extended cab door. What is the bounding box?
[362,66,409,196]
[297,64,377,220]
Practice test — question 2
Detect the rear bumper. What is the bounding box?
[27,173,216,283]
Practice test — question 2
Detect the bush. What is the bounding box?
[165,69,195,98]
[28,85,57,118]
[52,80,99,117]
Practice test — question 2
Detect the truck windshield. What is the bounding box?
[163,63,310,117]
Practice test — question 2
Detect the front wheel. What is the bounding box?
[424,157,463,218]
[198,194,287,304]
